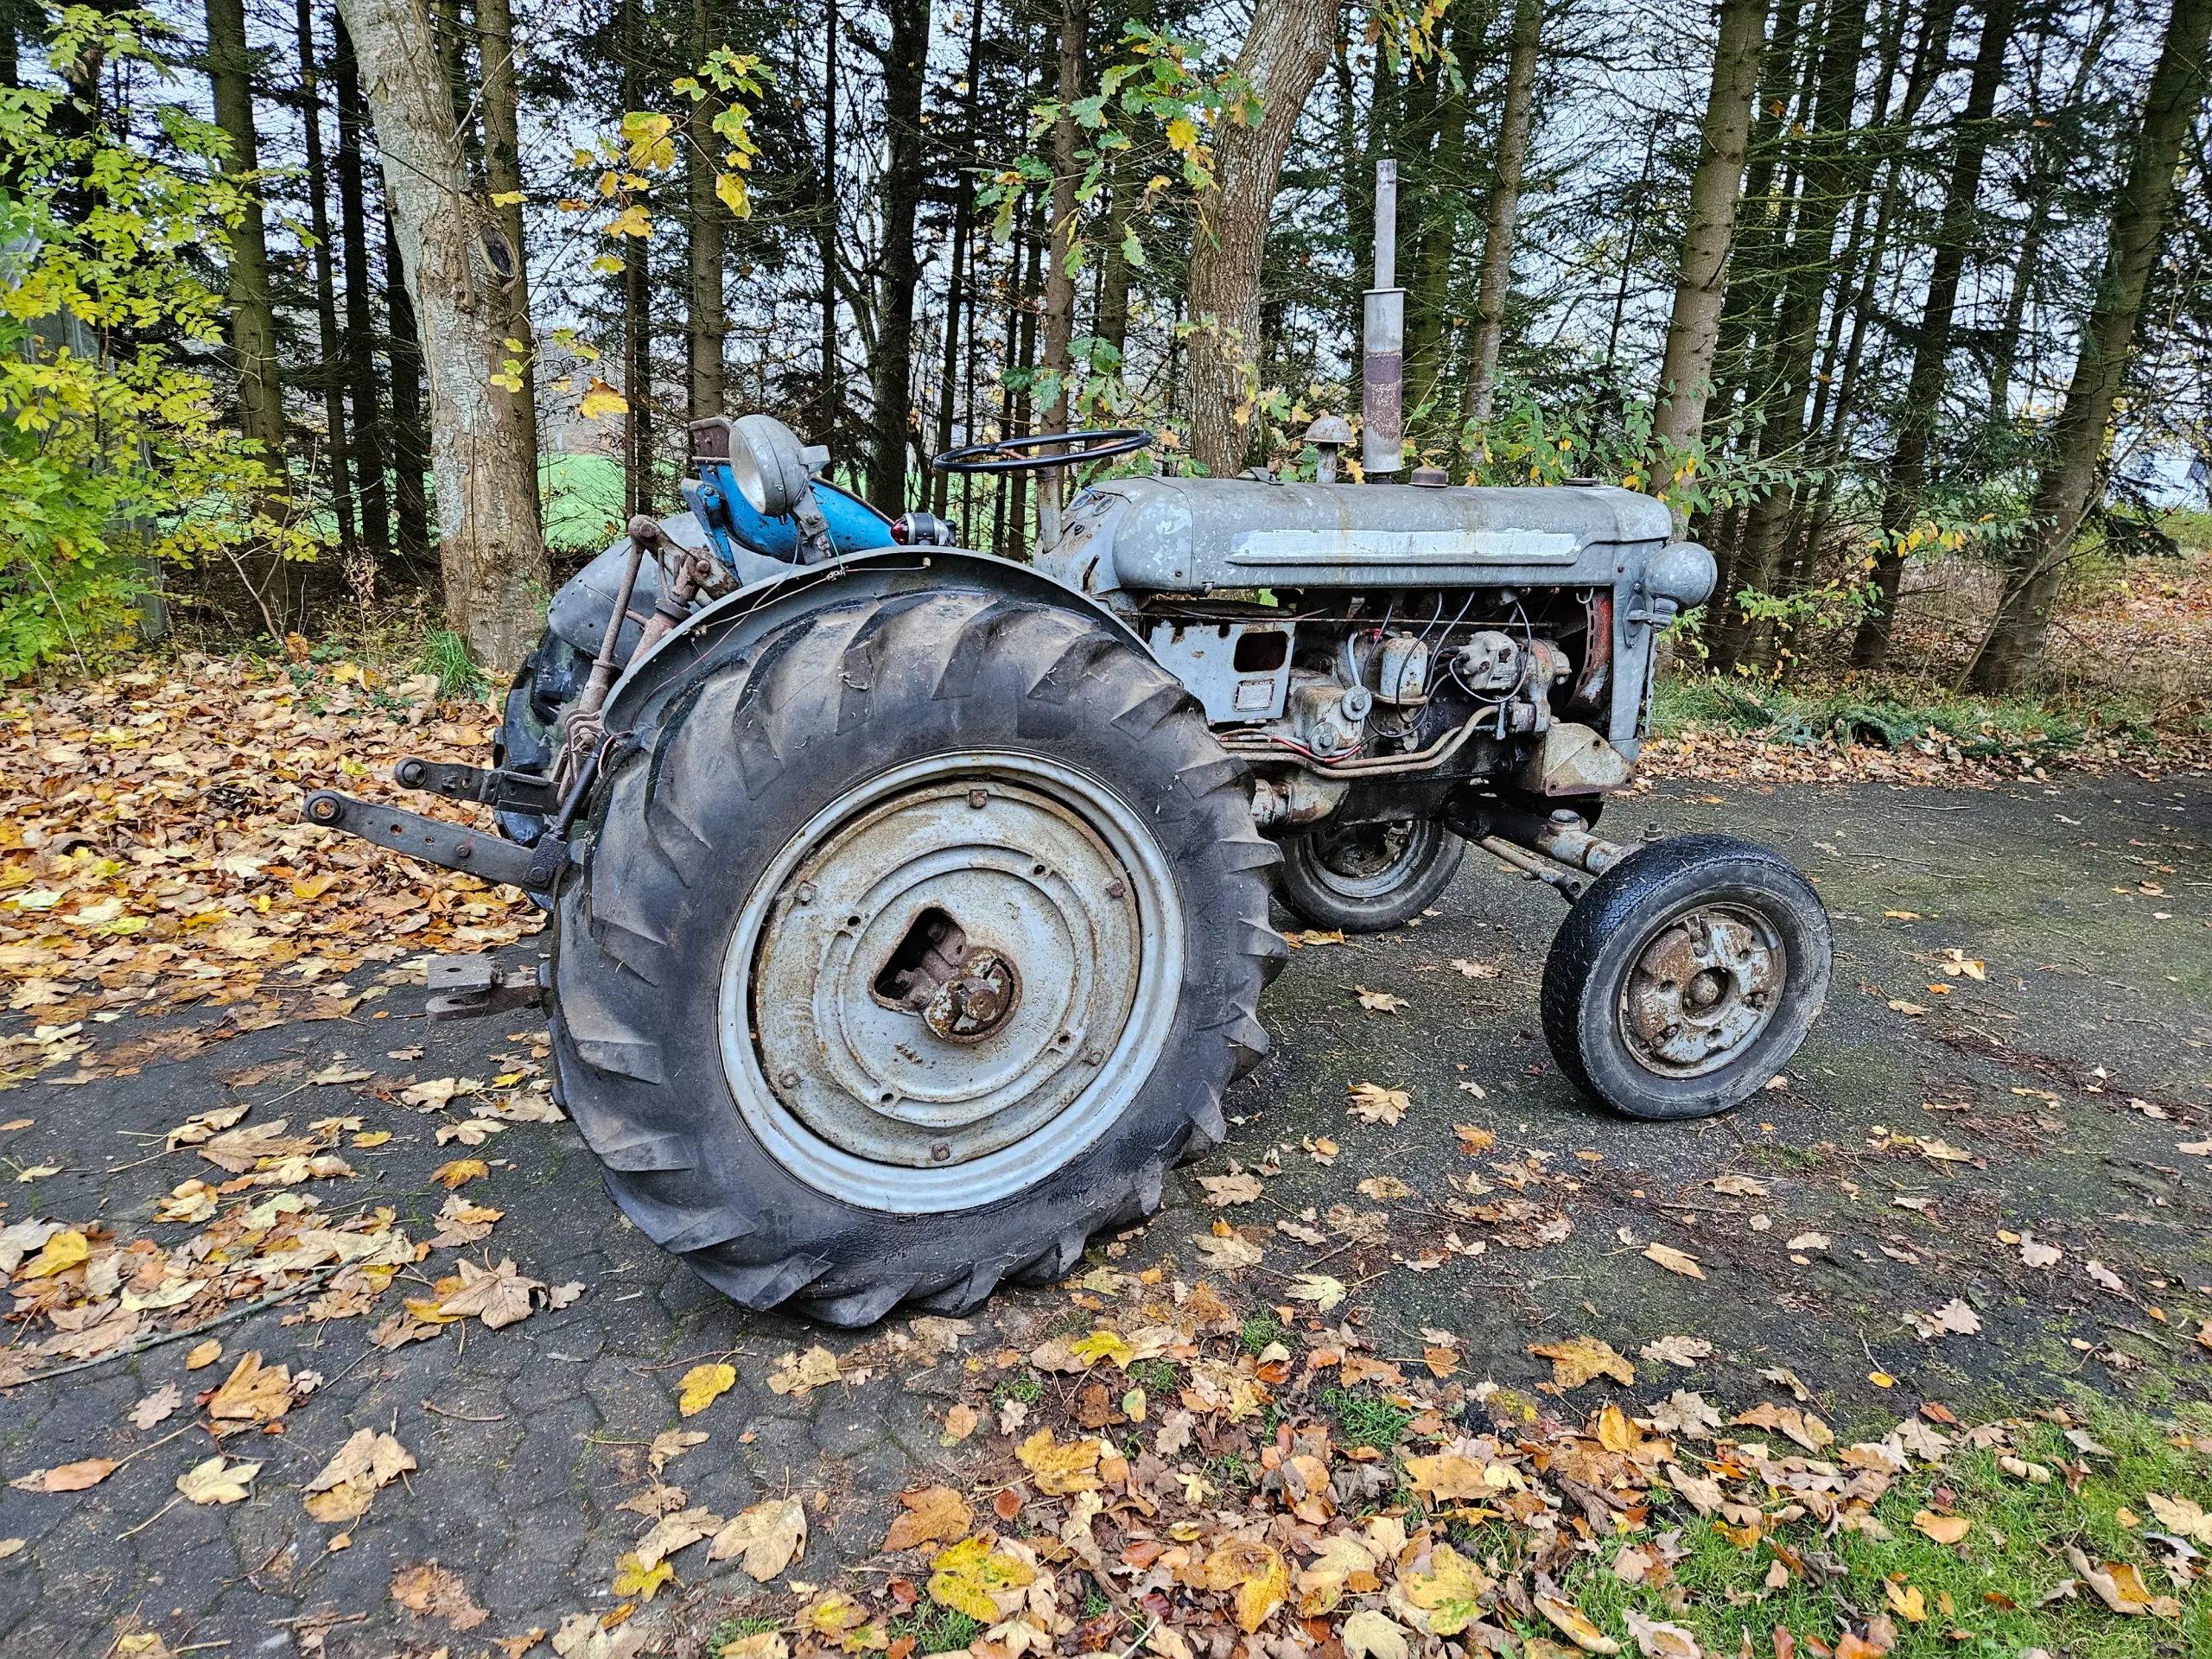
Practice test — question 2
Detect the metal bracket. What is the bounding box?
[426,955,550,1022]
[392,758,560,816]
[302,790,569,893]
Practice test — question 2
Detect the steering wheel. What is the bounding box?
[931,428,1154,474]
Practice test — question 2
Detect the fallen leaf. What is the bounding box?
[435,1256,545,1328]
[1623,1611,1699,1659]
[1638,1335,1712,1367]
[430,1158,490,1190]
[611,1551,675,1601]
[176,1456,261,1505]
[2145,1492,2212,1545]
[1401,1541,1492,1635]
[1353,987,1408,1014]
[184,1339,222,1370]
[2065,1546,2157,1615]
[1911,1511,1970,1546]
[709,1497,809,1580]
[1341,1610,1410,1659]
[1192,1230,1262,1269]
[391,1561,488,1629]
[1346,1082,1410,1123]
[1452,1122,1494,1150]
[207,1351,295,1425]
[1017,1428,1103,1495]
[304,1428,416,1522]
[10,1458,119,1492]
[941,1402,978,1445]
[1198,1172,1264,1205]
[1534,1587,1620,1654]
[632,1508,724,1570]
[647,1429,708,1474]
[767,1346,842,1396]
[128,1382,182,1429]
[1643,1241,1706,1280]
[1286,1273,1348,1313]
[1203,1539,1288,1633]
[927,1535,1037,1620]
[678,1363,736,1416]
[1356,1175,1414,1200]
[884,1486,972,1552]
[1529,1336,1634,1389]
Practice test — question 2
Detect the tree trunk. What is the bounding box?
[205,0,286,467]
[296,0,358,571]
[621,0,652,517]
[334,18,391,566]
[1707,0,1864,672]
[342,0,549,662]
[868,0,931,512]
[1967,0,2212,693]
[685,0,727,421]
[1651,0,1767,459]
[1403,19,1466,449]
[384,193,431,569]
[476,0,540,482]
[931,0,983,518]
[1034,0,1084,543]
[1462,0,1541,429]
[818,0,839,447]
[1185,0,1343,478]
[1850,0,2015,670]
[1096,162,1133,361]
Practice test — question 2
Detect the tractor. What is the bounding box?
[302,167,1832,1326]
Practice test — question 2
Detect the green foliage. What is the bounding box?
[1238,1310,1287,1355]
[1126,1357,1178,1392]
[709,1616,783,1654]
[417,629,486,700]
[891,1604,985,1655]
[993,1373,1043,1405]
[1653,676,2088,760]
[0,6,318,678]
[1321,1385,1414,1452]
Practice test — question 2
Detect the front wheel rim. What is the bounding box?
[1616,899,1787,1078]
[718,751,1185,1213]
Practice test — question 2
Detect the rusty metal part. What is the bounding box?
[1477,835,1592,899]
[1620,902,1785,1077]
[1222,702,1497,778]
[1249,771,1351,828]
[426,954,549,1022]
[1516,721,1635,797]
[1465,801,1631,902]
[302,790,563,892]
[557,514,664,791]
[392,758,560,816]
[923,950,1021,1044]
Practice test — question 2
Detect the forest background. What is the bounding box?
[3,0,2210,727]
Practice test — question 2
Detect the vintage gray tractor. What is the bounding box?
[302,175,1831,1326]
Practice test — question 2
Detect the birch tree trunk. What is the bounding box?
[296,0,357,568]
[334,18,391,567]
[1185,0,1342,479]
[1849,0,2015,670]
[1462,0,1541,429]
[1651,0,1766,459]
[340,0,549,664]
[1967,0,2212,693]
[205,0,286,467]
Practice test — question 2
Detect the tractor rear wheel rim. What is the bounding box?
[1618,900,1785,1078]
[721,753,1184,1213]
[1307,818,1435,899]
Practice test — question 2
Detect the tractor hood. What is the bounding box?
[1040,474,1675,598]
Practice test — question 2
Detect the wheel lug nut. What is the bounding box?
[1105,880,1125,899]
[779,1069,801,1089]
[930,1142,951,1162]
[968,789,988,809]
[794,882,816,905]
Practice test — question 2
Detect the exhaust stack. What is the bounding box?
[1362,158,1404,478]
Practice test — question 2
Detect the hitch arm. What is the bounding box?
[392,758,561,816]
[302,791,568,893]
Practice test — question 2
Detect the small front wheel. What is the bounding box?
[1541,833,1831,1120]
[1276,817,1465,933]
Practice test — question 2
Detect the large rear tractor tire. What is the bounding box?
[1276,817,1465,933]
[549,588,1285,1325]
[1540,833,1831,1120]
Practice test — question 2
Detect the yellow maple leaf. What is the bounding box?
[430,1158,488,1190]
[1527,1336,1635,1389]
[612,1550,674,1601]
[20,1228,87,1278]
[1016,1428,1102,1495]
[927,1535,1037,1621]
[1070,1329,1135,1370]
[1402,1542,1492,1636]
[678,1362,736,1416]
[715,171,753,218]
[1204,1540,1288,1633]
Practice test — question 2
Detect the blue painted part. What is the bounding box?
[680,462,899,568]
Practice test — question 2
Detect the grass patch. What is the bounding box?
[417,627,486,700]
[1652,675,2093,759]
[1322,1384,1415,1452]
[890,1605,985,1656]
[993,1374,1043,1405]
[1551,1400,2212,1658]
[1241,1311,1288,1355]
[1127,1357,1178,1392]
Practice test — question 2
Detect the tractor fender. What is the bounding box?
[599,546,1152,738]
